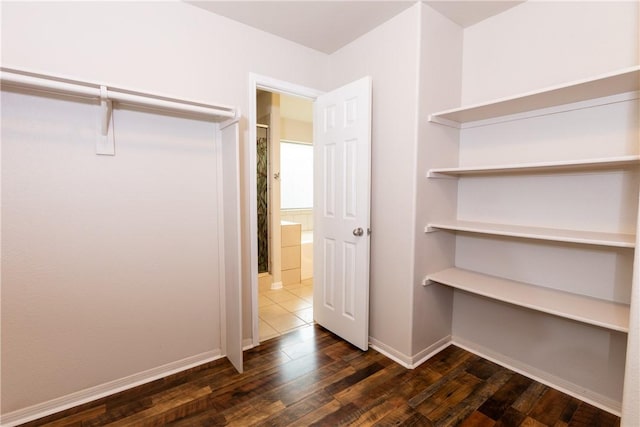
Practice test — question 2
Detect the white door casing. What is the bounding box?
[249,74,323,348]
[313,77,372,351]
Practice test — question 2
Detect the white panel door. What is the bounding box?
[314,77,372,351]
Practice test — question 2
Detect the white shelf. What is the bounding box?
[425,220,635,248]
[429,66,640,126]
[427,267,630,332]
[427,155,640,178]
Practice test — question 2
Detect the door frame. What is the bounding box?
[248,73,323,347]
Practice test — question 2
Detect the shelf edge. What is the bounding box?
[426,222,636,248]
[430,66,640,125]
[427,268,630,333]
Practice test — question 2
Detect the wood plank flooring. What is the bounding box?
[21,324,619,426]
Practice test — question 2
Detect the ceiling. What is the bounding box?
[187,1,525,54]
[426,1,524,28]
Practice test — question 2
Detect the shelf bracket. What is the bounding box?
[97,85,115,156]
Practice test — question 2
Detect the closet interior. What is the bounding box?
[424,66,640,414]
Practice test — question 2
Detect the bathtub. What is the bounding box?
[301,231,313,280]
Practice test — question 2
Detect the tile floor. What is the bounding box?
[259,278,314,342]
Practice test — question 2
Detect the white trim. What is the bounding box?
[369,335,451,369]
[252,74,324,101]
[409,335,452,368]
[0,350,223,427]
[248,73,323,348]
[451,336,622,416]
[370,335,450,369]
[373,334,622,416]
[369,338,414,368]
[249,74,261,349]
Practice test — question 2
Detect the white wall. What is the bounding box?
[0,2,328,111]
[461,1,639,104]
[453,0,639,412]
[2,90,226,414]
[1,0,327,416]
[411,3,463,361]
[327,5,420,360]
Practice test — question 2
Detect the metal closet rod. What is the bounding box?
[0,67,237,120]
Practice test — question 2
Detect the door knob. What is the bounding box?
[353,227,364,236]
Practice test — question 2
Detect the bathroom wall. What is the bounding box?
[280,210,313,232]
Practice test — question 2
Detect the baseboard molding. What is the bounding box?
[271,281,283,290]
[409,335,452,368]
[451,336,622,416]
[3,335,621,424]
[370,334,622,415]
[1,349,223,427]
[243,338,256,350]
[370,335,452,369]
[369,338,413,368]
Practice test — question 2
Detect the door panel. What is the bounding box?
[314,77,372,351]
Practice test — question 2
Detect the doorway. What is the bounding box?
[255,90,315,341]
[249,74,372,352]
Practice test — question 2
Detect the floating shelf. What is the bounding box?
[427,155,640,178]
[427,267,630,332]
[425,220,635,248]
[429,66,640,126]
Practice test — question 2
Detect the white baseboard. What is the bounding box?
[409,335,452,368]
[271,281,283,290]
[371,335,621,416]
[243,338,256,350]
[451,336,622,416]
[3,335,620,425]
[370,335,452,369]
[369,338,414,368]
[0,349,223,427]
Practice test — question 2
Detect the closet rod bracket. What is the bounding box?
[100,86,112,136]
[96,85,115,155]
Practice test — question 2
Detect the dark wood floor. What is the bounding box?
[22,324,619,426]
